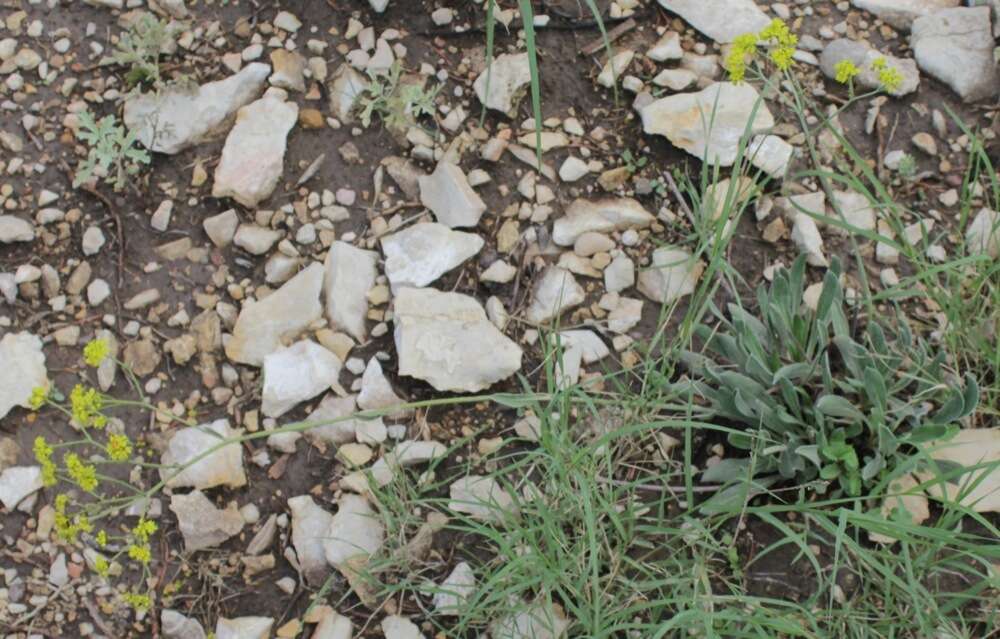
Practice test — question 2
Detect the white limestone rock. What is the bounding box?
[169,490,245,552]
[124,63,271,154]
[382,223,484,290]
[0,215,35,244]
[419,162,487,228]
[393,287,523,392]
[790,213,828,266]
[911,7,999,103]
[161,610,207,639]
[552,198,655,246]
[640,82,775,167]
[0,332,47,420]
[357,358,408,417]
[225,262,324,366]
[305,394,387,447]
[261,340,342,418]
[850,0,960,30]
[381,616,425,639]
[215,617,273,639]
[656,0,769,43]
[473,52,532,116]
[0,466,43,510]
[329,63,370,124]
[966,208,1000,258]
[325,241,378,342]
[288,495,335,585]
[448,475,518,523]
[747,135,794,179]
[323,494,384,567]
[159,419,247,490]
[212,91,298,208]
[433,561,476,616]
[637,247,703,304]
[526,267,586,324]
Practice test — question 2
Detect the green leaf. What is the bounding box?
[863,367,887,411]
[702,458,750,483]
[815,395,865,421]
[931,391,966,425]
[905,423,956,444]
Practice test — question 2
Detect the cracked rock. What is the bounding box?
[170,490,245,552]
[160,419,247,490]
[261,340,342,418]
[382,222,484,291]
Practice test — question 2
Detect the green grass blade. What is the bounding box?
[518,0,543,169]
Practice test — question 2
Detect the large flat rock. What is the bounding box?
[656,0,769,43]
[393,287,522,392]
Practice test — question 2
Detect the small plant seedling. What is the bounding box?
[111,13,179,88]
[358,62,442,132]
[896,153,917,180]
[73,111,151,192]
[622,149,648,175]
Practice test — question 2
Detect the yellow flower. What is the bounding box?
[96,530,108,547]
[759,18,797,47]
[69,384,106,429]
[877,65,903,93]
[870,57,887,71]
[65,452,98,492]
[33,436,56,486]
[128,543,152,564]
[106,433,132,462]
[133,518,158,543]
[93,555,110,577]
[834,59,860,84]
[769,45,796,71]
[123,592,151,611]
[83,338,110,367]
[725,33,758,83]
[29,386,48,410]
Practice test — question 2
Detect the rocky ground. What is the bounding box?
[0,0,998,637]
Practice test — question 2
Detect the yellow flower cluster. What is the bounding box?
[123,592,151,611]
[871,57,903,92]
[70,384,106,428]
[83,338,110,367]
[759,18,797,71]
[128,543,152,564]
[93,555,110,577]
[54,494,93,542]
[133,518,158,543]
[834,59,860,84]
[29,386,48,410]
[65,452,98,492]
[725,33,758,84]
[726,19,798,83]
[106,433,133,462]
[33,436,57,486]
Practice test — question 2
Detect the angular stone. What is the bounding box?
[212,92,298,208]
[215,617,273,639]
[381,616,425,639]
[311,609,353,639]
[226,262,324,366]
[967,207,1000,258]
[747,135,794,179]
[922,428,1000,513]
[124,63,270,154]
[288,495,335,585]
[911,7,999,103]
[433,561,476,616]
[0,332,47,420]
[419,162,487,228]
[262,340,342,418]
[394,287,522,392]
[491,601,570,639]
[473,52,531,116]
[161,609,207,639]
[448,475,518,523]
[159,419,247,490]
[382,223,484,291]
[170,490,245,552]
[557,330,610,364]
[203,209,240,248]
[526,267,586,324]
[641,82,775,167]
[357,358,408,417]
[0,466,43,510]
[790,213,828,267]
[850,0,960,30]
[0,215,35,243]
[656,0,769,43]
[552,198,654,246]
[819,39,920,97]
[637,247,703,304]
[269,49,306,92]
[323,494,384,567]
[304,394,387,447]
[325,241,378,342]
[329,63,370,123]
